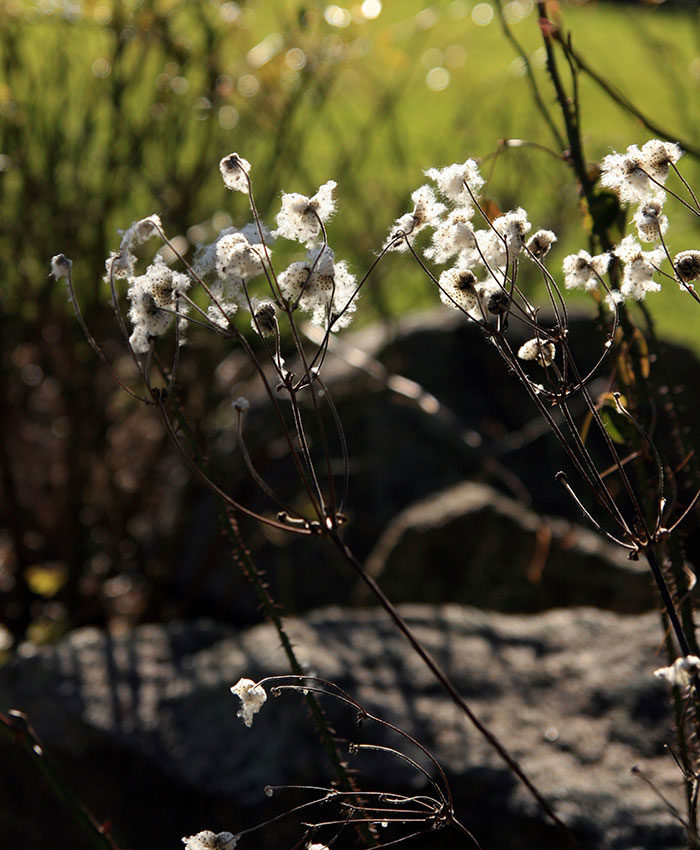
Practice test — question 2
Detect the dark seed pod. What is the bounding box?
[254,302,278,336]
[486,289,510,316]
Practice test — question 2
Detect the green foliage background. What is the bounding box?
[2,0,700,334]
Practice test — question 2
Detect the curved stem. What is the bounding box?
[643,545,691,657]
[225,515,377,846]
[327,530,579,848]
[552,32,700,160]
[1,711,121,850]
[493,0,564,150]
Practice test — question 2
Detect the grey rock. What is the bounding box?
[0,607,688,849]
[361,481,654,612]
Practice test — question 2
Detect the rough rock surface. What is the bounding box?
[0,607,687,850]
[361,481,654,612]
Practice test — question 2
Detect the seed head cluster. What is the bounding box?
[182,832,238,850]
[231,677,267,728]
[600,140,681,204]
[219,153,251,193]
[273,180,337,247]
[82,139,695,382]
[127,256,191,353]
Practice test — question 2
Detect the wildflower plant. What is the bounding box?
[230,678,268,728]
[11,1,700,846]
[54,124,700,846]
[51,5,700,835]
[224,676,480,850]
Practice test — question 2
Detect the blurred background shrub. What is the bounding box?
[1,0,699,646]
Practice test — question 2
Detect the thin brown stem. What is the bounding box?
[1,711,122,850]
[327,530,579,848]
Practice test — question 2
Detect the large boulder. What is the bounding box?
[0,607,687,850]
[360,480,654,612]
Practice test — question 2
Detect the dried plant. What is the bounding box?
[39,4,700,845]
[51,116,700,846]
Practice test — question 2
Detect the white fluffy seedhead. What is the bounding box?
[216,231,266,280]
[231,678,267,727]
[182,831,238,850]
[611,237,663,302]
[384,185,445,252]
[526,229,557,261]
[640,139,682,182]
[278,246,357,330]
[654,655,700,688]
[252,301,278,336]
[469,209,531,270]
[424,207,476,264]
[274,180,337,247]
[495,208,531,246]
[103,215,164,285]
[600,139,682,205]
[438,265,479,315]
[50,254,72,280]
[633,198,668,243]
[600,148,650,204]
[562,250,611,293]
[127,256,191,352]
[219,153,251,192]
[120,215,163,252]
[425,158,485,205]
[518,338,556,367]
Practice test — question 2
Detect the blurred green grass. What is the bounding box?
[2,0,699,341]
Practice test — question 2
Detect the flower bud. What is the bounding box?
[50,254,72,280]
[674,251,700,283]
[219,153,251,192]
[518,338,556,367]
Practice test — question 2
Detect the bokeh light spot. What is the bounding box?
[444,44,466,68]
[220,2,240,23]
[472,3,494,26]
[218,105,239,129]
[324,5,351,27]
[91,57,111,78]
[285,48,307,70]
[237,74,260,97]
[360,0,382,19]
[426,66,450,91]
[421,48,444,70]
